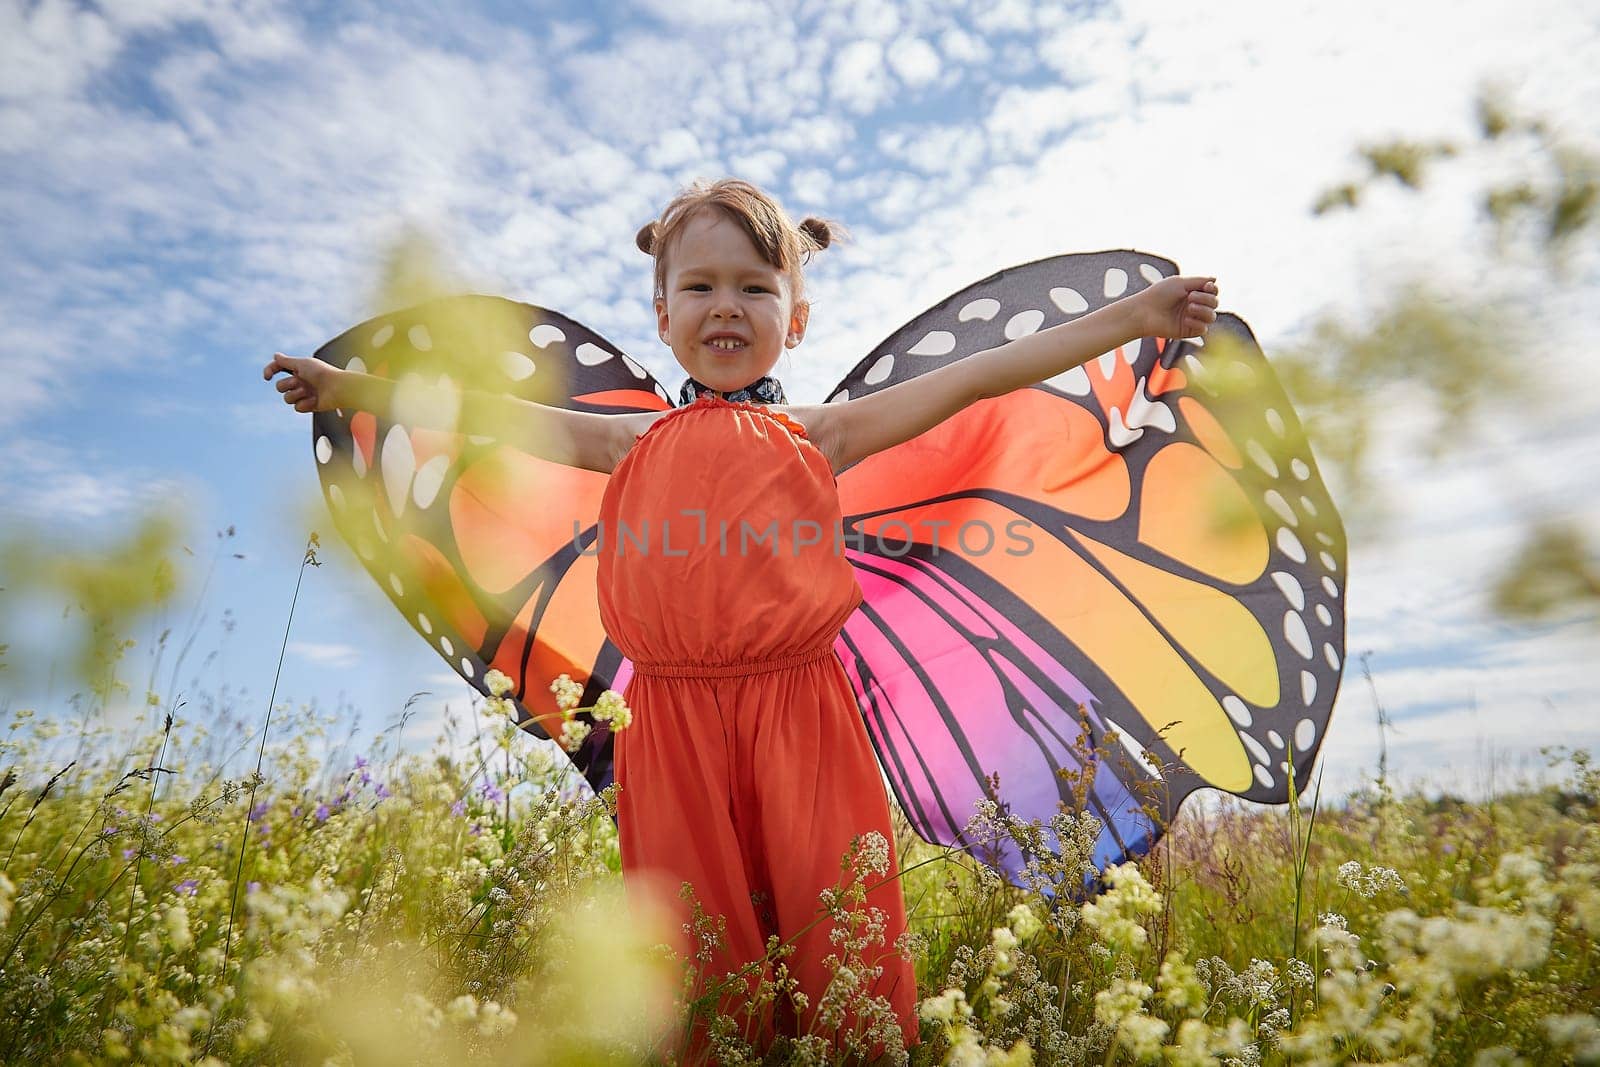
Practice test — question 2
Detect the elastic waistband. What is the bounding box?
[630,643,835,679]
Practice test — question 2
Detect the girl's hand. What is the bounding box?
[263,352,344,413]
[1137,275,1220,340]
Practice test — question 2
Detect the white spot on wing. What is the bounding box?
[1104,267,1129,298]
[1107,407,1142,448]
[408,324,432,351]
[1124,381,1176,434]
[1050,287,1089,314]
[1254,764,1275,788]
[1247,440,1279,477]
[347,356,367,376]
[413,455,450,509]
[1241,731,1270,764]
[1301,670,1318,706]
[1005,309,1045,340]
[1291,458,1311,480]
[908,330,956,356]
[1295,718,1317,752]
[529,324,565,348]
[1283,611,1313,659]
[1323,643,1340,670]
[576,342,612,366]
[371,324,394,347]
[1271,571,1304,611]
[501,351,536,381]
[1139,263,1164,284]
[959,298,1000,321]
[389,573,404,596]
[863,354,895,385]
[316,436,332,464]
[381,426,415,518]
[1277,528,1307,563]
[417,613,433,634]
[1223,695,1252,727]
[1047,366,1092,395]
[1264,489,1297,526]
[1104,715,1161,777]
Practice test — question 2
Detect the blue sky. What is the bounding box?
[2,0,1597,797]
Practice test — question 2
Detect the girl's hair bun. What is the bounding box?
[798,217,833,250]
[635,220,660,256]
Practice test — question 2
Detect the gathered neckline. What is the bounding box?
[633,393,810,444]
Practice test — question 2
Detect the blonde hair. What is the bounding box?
[636,178,845,304]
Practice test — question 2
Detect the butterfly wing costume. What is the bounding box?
[308,251,1348,888]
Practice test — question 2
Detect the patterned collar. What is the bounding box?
[677,375,787,407]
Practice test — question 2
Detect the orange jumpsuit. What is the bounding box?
[597,394,918,1053]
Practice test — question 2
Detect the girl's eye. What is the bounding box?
[745,286,770,294]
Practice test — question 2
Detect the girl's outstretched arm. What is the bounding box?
[823,275,1218,470]
[263,353,650,474]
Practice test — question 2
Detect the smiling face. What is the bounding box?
[654,209,809,393]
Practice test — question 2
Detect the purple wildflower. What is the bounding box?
[170,855,187,867]
[374,782,391,800]
[450,798,467,818]
[175,879,199,897]
[122,847,138,861]
[247,881,261,894]
[314,803,330,822]
[248,800,270,823]
[478,780,504,805]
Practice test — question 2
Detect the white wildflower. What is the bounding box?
[1159,955,1207,1016]
[1081,863,1161,952]
[1118,1013,1170,1061]
[1007,903,1042,940]
[484,668,514,697]
[476,999,517,1037]
[918,987,971,1024]
[1542,1013,1600,1062]
[559,719,591,753]
[1094,977,1152,1027]
[592,689,632,729]
[445,994,479,1025]
[549,674,584,712]
[847,831,891,879]
[1286,958,1315,988]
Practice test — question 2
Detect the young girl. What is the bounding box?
[264,178,1219,1053]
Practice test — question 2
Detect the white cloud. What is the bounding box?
[0,438,201,526]
[830,40,892,114]
[886,35,940,87]
[647,128,706,169]
[937,26,990,65]
[1,0,121,102]
[290,640,362,667]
